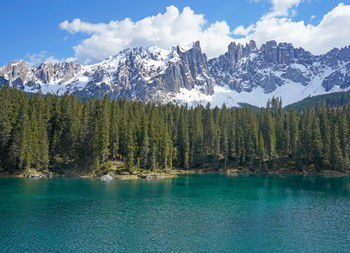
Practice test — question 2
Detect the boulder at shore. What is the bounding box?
[101,175,114,181]
[26,174,42,179]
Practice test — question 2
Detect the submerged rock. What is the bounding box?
[101,175,113,181]
[140,173,176,180]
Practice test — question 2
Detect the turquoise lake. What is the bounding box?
[0,174,350,252]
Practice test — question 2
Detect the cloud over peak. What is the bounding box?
[60,2,350,64]
[60,6,233,64]
[239,3,350,55]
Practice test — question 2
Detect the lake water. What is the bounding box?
[0,174,350,252]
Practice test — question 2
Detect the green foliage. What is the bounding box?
[0,85,349,174]
[285,90,350,111]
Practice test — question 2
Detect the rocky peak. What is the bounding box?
[323,46,350,64]
[208,40,349,94]
[225,40,258,65]
[1,60,36,88]
[175,41,209,82]
[37,62,54,83]
[3,60,31,76]
[259,40,300,64]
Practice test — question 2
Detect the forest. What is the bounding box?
[285,90,350,111]
[0,85,349,176]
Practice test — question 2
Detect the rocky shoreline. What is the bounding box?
[1,167,349,180]
[224,168,350,177]
[0,169,183,180]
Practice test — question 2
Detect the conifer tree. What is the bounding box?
[258,131,265,170]
[2,85,350,175]
[141,115,149,170]
[338,111,350,169]
[288,110,299,158]
[109,101,120,159]
[311,117,323,170]
[0,86,12,167]
[178,110,189,169]
[319,108,331,166]
[330,126,343,170]
[262,107,276,159]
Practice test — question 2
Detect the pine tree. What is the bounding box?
[141,115,149,170]
[288,110,299,158]
[258,132,265,170]
[330,125,343,170]
[203,103,215,155]
[125,126,135,171]
[178,110,189,169]
[0,86,12,167]
[338,111,350,169]
[262,107,276,159]
[9,100,32,171]
[109,101,120,160]
[311,117,323,170]
[300,110,313,165]
[319,108,331,166]
[235,126,245,166]
[190,107,204,167]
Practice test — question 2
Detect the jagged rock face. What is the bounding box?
[1,60,37,89]
[0,42,214,103]
[36,62,82,84]
[1,40,350,106]
[208,40,315,92]
[208,40,350,94]
[1,60,82,91]
[159,42,214,95]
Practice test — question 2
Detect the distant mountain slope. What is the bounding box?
[1,40,350,107]
[284,90,350,110]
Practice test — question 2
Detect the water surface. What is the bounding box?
[0,174,350,252]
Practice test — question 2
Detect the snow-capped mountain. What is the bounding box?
[1,40,350,107]
[0,42,214,103]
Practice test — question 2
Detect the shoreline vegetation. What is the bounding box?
[1,151,349,179]
[1,85,350,180]
[1,165,349,180]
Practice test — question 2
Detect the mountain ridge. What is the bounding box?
[1,40,350,107]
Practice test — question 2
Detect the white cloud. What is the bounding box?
[270,0,303,16]
[24,51,48,65]
[60,6,233,64]
[233,25,255,36]
[60,2,350,64]
[238,3,350,55]
[25,51,74,66]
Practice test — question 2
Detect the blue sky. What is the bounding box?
[0,0,348,65]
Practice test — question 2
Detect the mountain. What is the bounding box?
[206,41,350,107]
[1,40,350,107]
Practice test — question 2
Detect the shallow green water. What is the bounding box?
[0,174,350,252]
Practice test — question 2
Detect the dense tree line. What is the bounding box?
[0,85,349,175]
[285,90,350,111]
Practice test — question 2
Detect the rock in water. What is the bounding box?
[146,174,154,180]
[26,174,42,179]
[101,175,113,181]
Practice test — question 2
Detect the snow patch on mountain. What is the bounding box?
[171,81,350,108]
